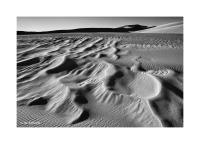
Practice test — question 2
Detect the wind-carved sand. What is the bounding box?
[17,33,183,127]
[138,21,183,34]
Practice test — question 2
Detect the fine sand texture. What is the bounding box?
[138,21,183,34]
[17,32,183,127]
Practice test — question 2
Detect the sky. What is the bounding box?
[17,17,183,32]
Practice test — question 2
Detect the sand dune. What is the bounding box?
[17,33,183,127]
[138,21,183,34]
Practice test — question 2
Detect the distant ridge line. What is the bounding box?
[17,24,155,35]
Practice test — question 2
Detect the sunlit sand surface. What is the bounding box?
[17,33,183,127]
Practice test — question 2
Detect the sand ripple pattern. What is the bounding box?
[17,34,183,127]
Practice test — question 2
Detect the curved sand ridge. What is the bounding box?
[81,60,162,107]
[17,34,183,127]
[17,59,162,126]
[127,72,162,99]
[94,60,162,100]
[147,69,175,78]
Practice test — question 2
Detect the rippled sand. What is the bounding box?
[17,33,183,127]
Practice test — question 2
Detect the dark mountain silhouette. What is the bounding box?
[17,24,155,35]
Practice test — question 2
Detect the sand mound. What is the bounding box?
[127,72,161,99]
[17,33,183,127]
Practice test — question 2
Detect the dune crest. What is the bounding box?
[138,21,183,34]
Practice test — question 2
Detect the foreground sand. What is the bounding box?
[17,33,183,127]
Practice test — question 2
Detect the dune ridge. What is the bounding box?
[17,33,183,127]
[138,21,183,34]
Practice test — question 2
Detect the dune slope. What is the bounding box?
[17,33,183,127]
[138,21,183,34]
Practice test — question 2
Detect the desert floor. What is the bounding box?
[17,33,183,127]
